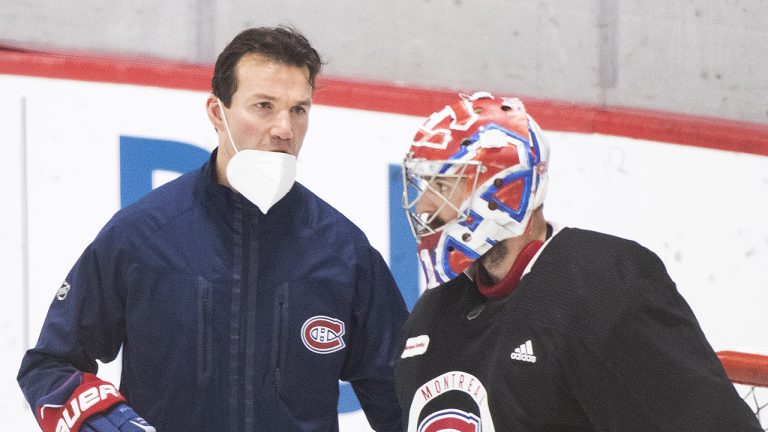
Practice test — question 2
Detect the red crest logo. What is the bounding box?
[301,316,346,354]
[419,409,480,432]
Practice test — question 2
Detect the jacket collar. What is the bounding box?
[197,148,306,227]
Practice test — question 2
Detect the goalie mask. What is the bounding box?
[402,92,550,288]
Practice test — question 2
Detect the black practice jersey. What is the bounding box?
[395,227,760,431]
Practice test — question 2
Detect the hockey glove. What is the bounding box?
[82,404,156,431]
[36,371,154,432]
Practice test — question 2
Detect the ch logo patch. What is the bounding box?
[301,316,346,354]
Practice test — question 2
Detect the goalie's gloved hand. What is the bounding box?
[36,371,154,432]
[82,404,156,431]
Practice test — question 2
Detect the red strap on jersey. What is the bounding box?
[38,373,126,432]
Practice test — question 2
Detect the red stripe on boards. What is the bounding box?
[2,48,766,157]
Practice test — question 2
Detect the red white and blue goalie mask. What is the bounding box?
[402,92,550,288]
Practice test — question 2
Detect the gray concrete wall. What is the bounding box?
[2,0,766,124]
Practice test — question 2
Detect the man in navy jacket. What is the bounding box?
[19,26,408,432]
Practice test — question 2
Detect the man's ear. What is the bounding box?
[205,94,223,131]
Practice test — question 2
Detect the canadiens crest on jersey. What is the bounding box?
[419,409,480,432]
[301,315,346,354]
[407,371,496,432]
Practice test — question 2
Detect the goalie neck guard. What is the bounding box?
[402,92,550,288]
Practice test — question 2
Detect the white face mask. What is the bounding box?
[218,100,297,213]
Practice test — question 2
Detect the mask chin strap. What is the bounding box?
[217,99,240,154]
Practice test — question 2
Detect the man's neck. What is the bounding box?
[480,216,548,283]
[213,146,232,188]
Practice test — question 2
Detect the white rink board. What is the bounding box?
[2,73,767,430]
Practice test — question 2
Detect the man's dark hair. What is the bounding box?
[212,25,323,107]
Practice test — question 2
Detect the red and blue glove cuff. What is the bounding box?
[37,372,126,432]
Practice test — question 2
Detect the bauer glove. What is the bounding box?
[36,371,155,432]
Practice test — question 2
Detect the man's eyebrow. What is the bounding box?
[247,93,277,101]
[247,93,312,106]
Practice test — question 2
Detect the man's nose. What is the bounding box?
[415,190,440,219]
[270,111,294,140]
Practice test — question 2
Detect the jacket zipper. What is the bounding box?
[273,287,286,394]
[197,277,212,385]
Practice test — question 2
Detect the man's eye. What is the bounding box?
[292,106,308,114]
[435,182,450,193]
[255,102,272,110]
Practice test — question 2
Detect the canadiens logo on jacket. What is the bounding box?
[301,315,346,354]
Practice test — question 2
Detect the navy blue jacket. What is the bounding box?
[18,153,409,431]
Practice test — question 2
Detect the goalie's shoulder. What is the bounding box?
[548,227,658,265]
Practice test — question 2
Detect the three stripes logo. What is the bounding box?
[510,339,537,363]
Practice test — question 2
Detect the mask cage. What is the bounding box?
[402,156,482,241]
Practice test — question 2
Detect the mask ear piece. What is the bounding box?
[215,98,239,154]
[211,96,227,122]
[216,100,226,120]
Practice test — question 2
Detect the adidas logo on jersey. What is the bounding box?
[510,340,537,363]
